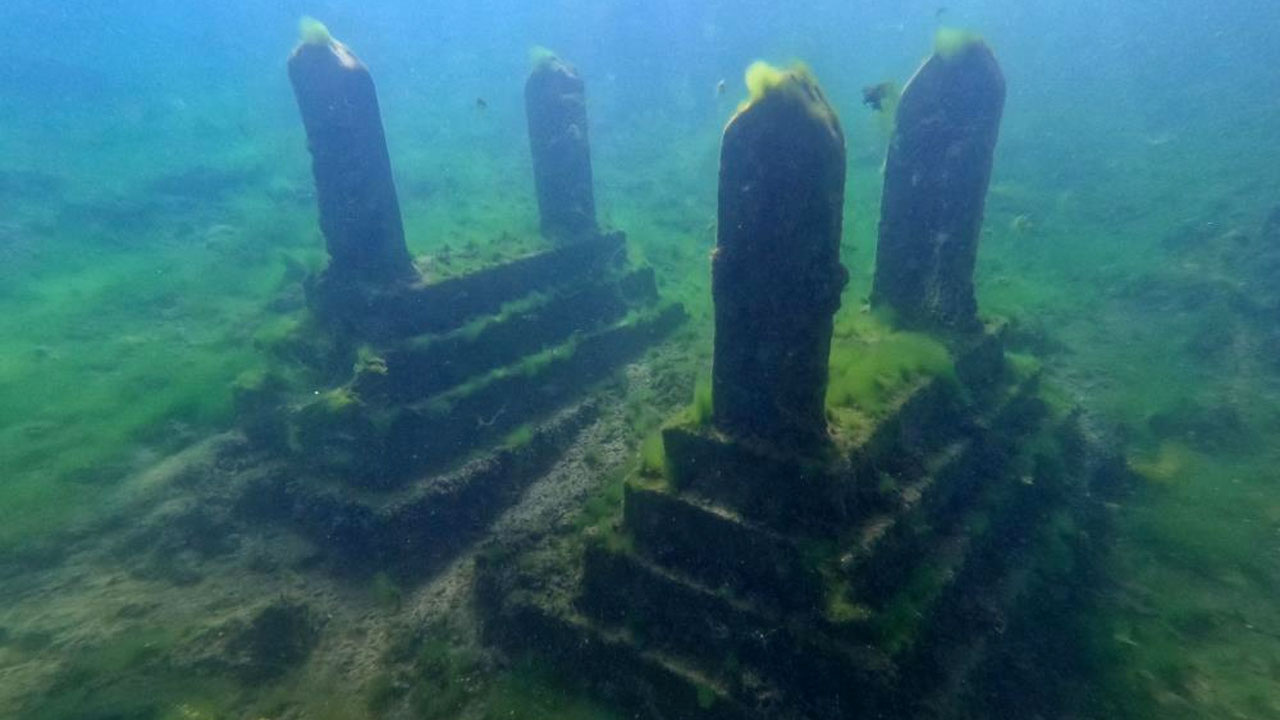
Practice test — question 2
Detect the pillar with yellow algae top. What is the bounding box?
[525,53,598,244]
[712,63,848,450]
[287,19,415,286]
[871,32,1005,332]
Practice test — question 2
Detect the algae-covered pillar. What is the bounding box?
[871,30,1005,332]
[287,18,416,287]
[712,63,848,450]
[525,51,598,243]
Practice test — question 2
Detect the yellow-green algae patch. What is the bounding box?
[825,310,955,423]
[298,16,333,46]
[934,26,985,59]
[528,45,559,69]
[1127,440,1198,486]
[735,61,839,129]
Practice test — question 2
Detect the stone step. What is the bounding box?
[662,373,966,539]
[578,542,892,716]
[845,322,1010,484]
[376,268,658,402]
[632,428,1001,615]
[842,439,980,606]
[238,400,596,579]
[896,443,1075,713]
[381,303,686,479]
[624,422,1006,621]
[321,232,626,339]
[486,593,759,720]
[635,370,1045,616]
[859,413,1067,667]
[660,426,855,537]
[622,484,825,615]
[657,325,1010,541]
[842,373,1046,606]
[289,302,686,486]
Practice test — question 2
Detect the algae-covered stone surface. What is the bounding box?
[713,63,848,452]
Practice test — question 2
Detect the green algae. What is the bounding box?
[0,227,315,553]
[638,430,667,478]
[20,627,240,720]
[479,662,624,720]
[825,310,955,424]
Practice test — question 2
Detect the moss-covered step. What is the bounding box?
[239,400,597,579]
[870,454,1052,662]
[622,484,825,614]
[662,371,964,539]
[564,395,1068,719]
[872,415,1089,712]
[474,316,1102,719]
[476,543,758,720]
[479,427,1092,719]
[840,371,1047,606]
[310,231,626,340]
[584,378,1040,693]
[599,374,1038,622]
[497,599,753,720]
[372,267,659,403]
[497,420,1075,720]
[662,324,1008,539]
[577,542,893,716]
[291,303,687,487]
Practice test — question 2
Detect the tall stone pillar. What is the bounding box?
[871,34,1005,332]
[712,64,848,451]
[288,20,416,287]
[525,53,598,244]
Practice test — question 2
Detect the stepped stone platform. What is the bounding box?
[243,32,687,579]
[240,237,684,575]
[476,328,1094,719]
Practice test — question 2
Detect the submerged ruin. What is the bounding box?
[872,35,1006,332]
[712,65,847,451]
[232,34,684,578]
[475,50,1102,719]
[229,27,1098,720]
[526,52,600,244]
[5,6,1273,719]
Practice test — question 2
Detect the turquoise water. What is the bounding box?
[2,1,1280,718]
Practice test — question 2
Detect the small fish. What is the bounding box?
[861,81,897,112]
[715,79,726,98]
[475,97,488,111]
[936,6,949,19]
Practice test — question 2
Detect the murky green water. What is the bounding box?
[2,2,1279,718]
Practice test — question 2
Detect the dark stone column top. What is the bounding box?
[288,22,416,288]
[712,63,848,452]
[871,33,1005,333]
[525,52,599,244]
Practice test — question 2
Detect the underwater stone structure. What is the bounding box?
[871,36,1005,332]
[477,56,1101,720]
[477,316,1094,719]
[236,26,686,579]
[526,53,599,243]
[287,31,416,289]
[712,65,848,450]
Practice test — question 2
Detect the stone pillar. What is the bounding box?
[525,54,598,244]
[712,64,848,451]
[871,34,1005,332]
[288,22,415,287]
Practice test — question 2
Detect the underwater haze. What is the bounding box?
[3,0,1280,718]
